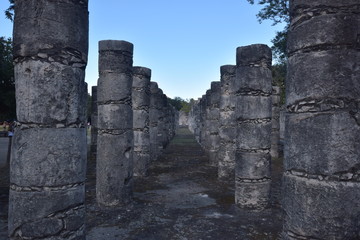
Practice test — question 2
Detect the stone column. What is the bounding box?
[193,100,201,142]
[207,82,221,166]
[96,40,133,207]
[235,44,272,210]
[9,0,89,239]
[271,86,280,159]
[132,66,151,176]
[149,82,160,161]
[199,96,207,146]
[157,93,167,151]
[203,90,211,154]
[282,1,360,239]
[218,65,237,180]
[90,86,98,157]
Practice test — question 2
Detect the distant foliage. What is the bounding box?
[168,97,193,113]
[0,37,15,120]
[272,62,286,104]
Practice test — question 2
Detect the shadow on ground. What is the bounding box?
[86,127,284,240]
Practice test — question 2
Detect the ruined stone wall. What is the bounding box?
[282,1,360,239]
[235,44,272,210]
[9,0,89,238]
[96,40,134,207]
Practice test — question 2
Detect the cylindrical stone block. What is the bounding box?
[132,66,151,176]
[235,44,272,210]
[150,82,160,161]
[91,86,98,157]
[208,82,221,166]
[199,95,207,146]
[271,86,280,159]
[282,1,360,239]
[9,0,89,239]
[96,40,134,207]
[218,65,237,180]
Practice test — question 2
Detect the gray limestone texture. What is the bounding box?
[282,1,360,239]
[199,95,207,147]
[207,82,221,166]
[9,0,89,239]
[270,86,280,159]
[235,44,272,210]
[178,111,189,126]
[149,82,161,161]
[218,65,237,180]
[132,66,151,177]
[203,90,212,155]
[96,40,134,207]
[91,86,98,157]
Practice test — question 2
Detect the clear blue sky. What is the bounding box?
[0,0,284,100]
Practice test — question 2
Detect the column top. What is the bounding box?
[236,44,271,67]
[220,65,236,76]
[99,40,133,53]
[133,66,152,78]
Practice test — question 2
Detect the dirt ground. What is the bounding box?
[86,127,284,239]
[0,127,284,239]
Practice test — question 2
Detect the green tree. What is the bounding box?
[246,0,289,63]
[167,97,192,113]
[0,37,15,120]
[5,0,14,21]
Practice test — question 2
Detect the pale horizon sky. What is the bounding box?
[0,1,285,100]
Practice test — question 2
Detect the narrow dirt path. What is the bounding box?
[86,127,283,239]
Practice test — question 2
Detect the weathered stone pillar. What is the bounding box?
[235,44,272,210]
[207,82,221,166]
[178,111,189,126]
[218,65,237,180]
[282,1,360,239]
[91,86,98,157]
[189,99,201,142]
[199,96,207,147]
[271,86,280,159]
[203,90,211,154]
[96,40,133,207]
[9,0,89,238]
[157,93,167,151]
[132,66,151,176]
[149,82,160,161]
[193,100,201,142]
